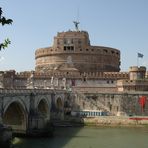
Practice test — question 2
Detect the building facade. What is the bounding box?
[35,30,120,73]
[0,25,148,93]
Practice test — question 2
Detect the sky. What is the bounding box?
[0,0,148,72]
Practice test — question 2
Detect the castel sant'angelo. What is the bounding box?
[35,22,120,73]
[1,22,148,147]
[0,22,148,93]
[0,22,148,118]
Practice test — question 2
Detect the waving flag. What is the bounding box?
[138,53,144,58]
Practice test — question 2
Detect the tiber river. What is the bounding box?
[13,127,148,148]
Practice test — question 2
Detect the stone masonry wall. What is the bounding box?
[73,92,148,116]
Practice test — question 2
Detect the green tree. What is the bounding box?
[0,7,13,50]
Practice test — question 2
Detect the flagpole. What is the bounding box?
[137,53,139,67]
[137,52,144,67]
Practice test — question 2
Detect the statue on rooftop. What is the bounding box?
[73,21,80,31]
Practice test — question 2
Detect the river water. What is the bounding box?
[13,127,148,148]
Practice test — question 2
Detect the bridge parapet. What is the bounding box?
[0,88,67,96]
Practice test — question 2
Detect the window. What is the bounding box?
[71,46,74,50]
[63,46,74,51]
[104,49,108,53]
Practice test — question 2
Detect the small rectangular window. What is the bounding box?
[64,46,66,50]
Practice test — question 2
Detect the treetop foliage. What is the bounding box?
[0,7,13,50]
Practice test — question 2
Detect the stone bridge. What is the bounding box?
[1,87,148,136]
[0,88,73,135]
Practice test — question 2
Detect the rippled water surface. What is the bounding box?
[13,127,148,148]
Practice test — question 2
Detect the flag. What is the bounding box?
[138,53,144,58]
[138,96,147,112]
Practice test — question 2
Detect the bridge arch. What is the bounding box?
[56,97,64,111]
[50,96,64,120]
[37,98,50,120]
[3,101,27,134]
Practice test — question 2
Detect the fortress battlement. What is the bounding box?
[0,26,148,93]
[35,30,120,72]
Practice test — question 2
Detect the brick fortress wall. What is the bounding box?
[35,30,120,73]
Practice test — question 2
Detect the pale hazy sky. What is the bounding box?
[0,0,148,72]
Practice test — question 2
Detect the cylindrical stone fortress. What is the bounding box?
[35,30,120,72]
